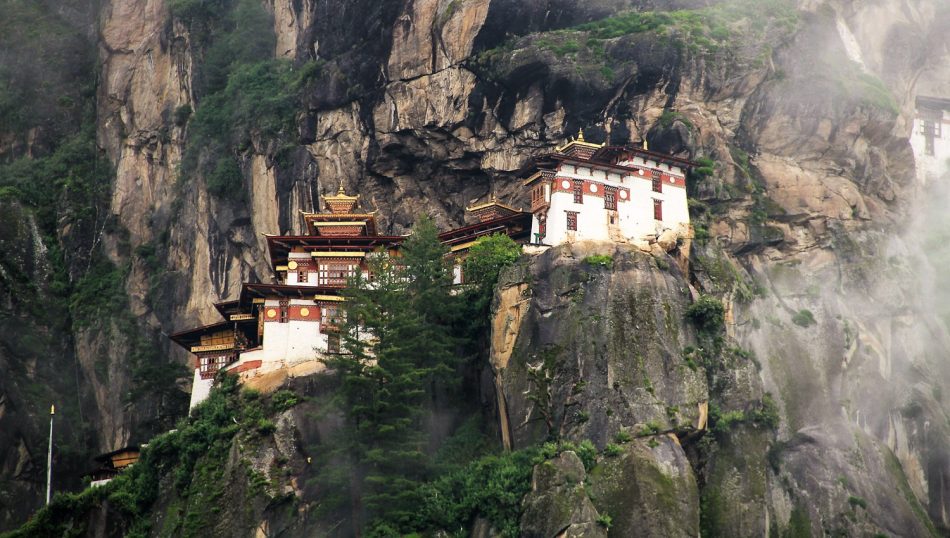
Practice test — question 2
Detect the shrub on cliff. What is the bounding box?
[686,295,725,336]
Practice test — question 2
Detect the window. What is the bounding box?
[279,299,289,323]
[199,354,234,379]
[566,211,578,231]
[539,219,546,238]
[923,120,939,156]
[573,180,584,204]
[651,170,663,193]
[653,199,663,221]
[321,305,343,329]
[327,334,340,354]
[318,259,359,286]
[921,119,942,138]
[604,187,617,210]
[298,270,308,283]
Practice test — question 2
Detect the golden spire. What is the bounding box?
[643,139,649,151]
[577,128,585,141]
[321,180,360,214]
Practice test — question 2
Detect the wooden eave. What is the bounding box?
[591,145,698,169]
[169,321,235,348]
[239,283,342,307]
[917,95,950,111]
[303,213,378,235]
[213,300,243,317]
[438,212,532,246]
[93,445,140,464]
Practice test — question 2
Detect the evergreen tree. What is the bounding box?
[321,216,461,533]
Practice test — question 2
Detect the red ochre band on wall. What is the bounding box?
[262,305,322,322]
[551,178,632,200]
[230,360,263,374]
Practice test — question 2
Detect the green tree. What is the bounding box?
[458,233,522,336]
[321,216,462,532]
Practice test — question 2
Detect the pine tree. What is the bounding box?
[321,216,462,533]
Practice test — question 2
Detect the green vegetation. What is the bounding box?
[596,513,613,529]
[169,0,320,200]
[462,233,522,300]
[0,0,94,142]
[659,110,693,130]
[686,295,725,336]
[583,254,614,268]
[847,495,867,510]
[0,376,269,537]
[614,429,633,444]
[313,219,535,535]
[708,394,780,437]
[791,309,816,327]
[604,443,623,457]
[785,505,813,538]
[477,0,799,86]
[694,157,716,179]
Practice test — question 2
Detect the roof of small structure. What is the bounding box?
[93,445,140,463]
[917,95,950,111]
[522,144,698,183]
[465,194,522,214]
[169,321,235,347]
[438,211,532,248]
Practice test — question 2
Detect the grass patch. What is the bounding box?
[791,309,816,327]
[583,254,614,268]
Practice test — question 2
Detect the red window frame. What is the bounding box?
[573,180,584,204]
[566,211,578,231]
[652,170,663,193]
[653,199,663,221]
[298,270,308,283]
[604,187,617,210]
[279,299,289,323]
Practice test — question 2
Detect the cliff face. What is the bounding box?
[2,0,950,534]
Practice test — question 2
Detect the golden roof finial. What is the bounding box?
[577,127,585,141]
[337,180,346,195]
[643,138,649,151]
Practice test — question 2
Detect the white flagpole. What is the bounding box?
[46,404,54,505]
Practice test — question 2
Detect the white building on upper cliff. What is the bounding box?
[170,185,531,410]
[522,131,695,246]
[911,96,950,182]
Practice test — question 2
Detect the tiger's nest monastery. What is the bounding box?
[171,134,695,408]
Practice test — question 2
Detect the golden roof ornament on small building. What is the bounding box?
[555,127,605,157]
[321,181,361,214]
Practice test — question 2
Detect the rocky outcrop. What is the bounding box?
[492,242,706,449]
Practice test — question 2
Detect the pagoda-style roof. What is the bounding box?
[555,128,606,159]
[320,182,361,214]
[439,211,532,252]
[266,235,405,267]
[302,182,382,236]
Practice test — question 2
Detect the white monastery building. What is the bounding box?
[522,131,694,246]
[171,133,695,409]
[911,96,950,182]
